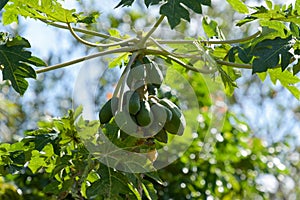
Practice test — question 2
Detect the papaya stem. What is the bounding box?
[67,22,137,48]
[137,15,165,48]
[40,19,122,42]
[36,47,137,74]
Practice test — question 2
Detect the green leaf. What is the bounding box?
[226,0,249,14]
[0,36,45,95]
[269,68,300,99]
[160,0,211,29]
[290,22,300,38]
[108,53,130,68]
[144,0,161,7]
[144,172,163,185]
[293,60,300,75]
[202,16,218,38]
[115,0,135,8]
[3,0,79,24]
[142,180,158,200]
[43,180,61,194]
[28,150,46,173]
[251,36,293,73]
[259,20,288,38]
[0,0,8,10]
[160,0,190,29]
[296,0,300,11]
[257,72,267,81]
[217,65,240,96]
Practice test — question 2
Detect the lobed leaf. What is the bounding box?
[2,0,81,24]
[160,0,190,29]
[160,0,211,29]
[268,68,300,99]
[144,0,161,7]
[226,0,249,14]
[0,0,8,11]
[251,36,293,73]
[115,0,135,8]
[0,36,46,95]
[202,16,219,38]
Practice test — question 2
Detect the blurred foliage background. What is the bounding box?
[0,0,299,199]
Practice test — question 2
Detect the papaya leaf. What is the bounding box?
[115,0,135,8]
[144,0,161,7]
[251,36,293,73]
[202,16,219,38]
[108,53,130,68]
[160,0,211,29]
[0,0,8,11]
[226,0,249,14]
[268,68,300,100]
[290,22,300,38]
[297,0,300,11]
[0,36,46,95]
[2,0,79,24]
[142,180,158,200]
[293,60,300,75]
[217,65,240,96]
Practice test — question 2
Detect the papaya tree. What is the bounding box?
[0,0,299,199]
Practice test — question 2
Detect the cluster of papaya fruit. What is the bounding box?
[99,55,186,147]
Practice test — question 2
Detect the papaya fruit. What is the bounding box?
[129,91,141,115]
[122,91,141,115]
[150,101,173,125]
[126,62,145,88]
[99,97,118,124]
[154,129,168,143]
[159,98,186,136]
[145,61,163,88]
[136,100,152,127]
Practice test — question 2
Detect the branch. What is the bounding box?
[216,60,252,69]
[144,48,215,74]
[40,20,122,42]
[67,23,138,48]
[156,30,262,45]
[36,47,137,74]
[113,51,141,99]
[137,15,165,47]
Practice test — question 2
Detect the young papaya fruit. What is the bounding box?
[122,91,141,115]
[159,98,186,136]
[99,97,118,124]
[136,100,152,127]
[145,61,163,88]
[129,91,141,115]
[154,129,168,143]
[126,62,145,88]
[150,101,173,125]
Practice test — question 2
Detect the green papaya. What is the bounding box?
[136,100,152,127]
[159,98,186,136]
[129,91,141,115]
[154,129,168,143]
[99,97,118,124]
[145,61,163,88]
[126,62,145,88]
[151,101,173,124]
[123,91,141,115]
